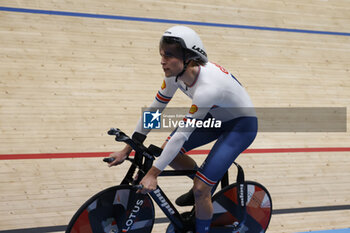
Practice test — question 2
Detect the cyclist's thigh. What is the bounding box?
[182,127,222,153]
[197,117,258,185]
[166,114,222,153]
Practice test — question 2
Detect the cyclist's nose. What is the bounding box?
[160,56,166,65]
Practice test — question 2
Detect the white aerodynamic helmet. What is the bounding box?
[161,25,208,64]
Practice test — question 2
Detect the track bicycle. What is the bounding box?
[66,128,272,233]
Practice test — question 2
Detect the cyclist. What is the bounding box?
[108,25,258,233]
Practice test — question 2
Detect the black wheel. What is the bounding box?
[210,181,272,233]
[66,185,155,233]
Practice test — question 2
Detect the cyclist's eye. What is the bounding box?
[164,51,174,58]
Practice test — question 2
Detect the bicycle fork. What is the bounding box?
[149,186,185,231]
[120,186,186,233]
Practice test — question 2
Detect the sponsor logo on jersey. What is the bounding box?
[161,80,166,90]
[189,104,198,114]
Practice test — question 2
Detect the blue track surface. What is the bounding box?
[298,228,350,233]
[1,6,350,37]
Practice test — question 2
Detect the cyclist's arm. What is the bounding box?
[153,90,218,171]
[109,77,177,166]
[134,77,178,136]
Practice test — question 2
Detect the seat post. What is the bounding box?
[220,171,229,189]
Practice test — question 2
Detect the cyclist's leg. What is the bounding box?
[193,116,257,233]
[170,114,224,206]
[193,177,213,233]
[196,116,258,187]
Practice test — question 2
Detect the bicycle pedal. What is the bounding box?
[175,188,194,206]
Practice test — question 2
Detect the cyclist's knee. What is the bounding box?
[193,178,211,199]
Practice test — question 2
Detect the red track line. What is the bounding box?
[0,147,350,160]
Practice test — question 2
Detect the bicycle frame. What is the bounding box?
[107,128,247,233]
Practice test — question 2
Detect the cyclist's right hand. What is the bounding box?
[108,146,132,167]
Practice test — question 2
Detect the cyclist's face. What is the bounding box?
[160,44,184,77]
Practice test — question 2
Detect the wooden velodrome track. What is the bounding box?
[1,0,350,232]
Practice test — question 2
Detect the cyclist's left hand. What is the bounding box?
[138,166,161,194]
[138,174,157,194]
